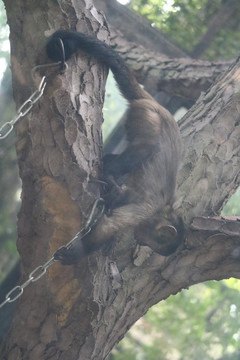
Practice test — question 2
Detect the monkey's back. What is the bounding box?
[125,101,181,214]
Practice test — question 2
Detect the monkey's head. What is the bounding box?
[135,207,184,256]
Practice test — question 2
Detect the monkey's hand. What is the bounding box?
[53,226,107,265]
[54,240,88,265]
[103,175,128,212]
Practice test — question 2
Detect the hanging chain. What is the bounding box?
[0,42,106,309]
[0,198,105,309]
[0,76,47,139]
[0,54,66,140]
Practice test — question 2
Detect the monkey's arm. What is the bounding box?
[54,204,147,264]
[54,204,184,265]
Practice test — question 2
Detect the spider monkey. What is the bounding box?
[46,30,184,264]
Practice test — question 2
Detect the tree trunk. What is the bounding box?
[1,0,240,359]
[1,0,106,359]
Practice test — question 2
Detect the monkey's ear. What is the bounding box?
[155,224,177,239]
[135,216,184,256]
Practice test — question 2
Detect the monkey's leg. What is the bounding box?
[103,145,155,178]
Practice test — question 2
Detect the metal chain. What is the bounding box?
[0,57,67,140]
[0,59,71,306]
[0,53,105,309]
[0,76,47,140]
[0,198,105,309]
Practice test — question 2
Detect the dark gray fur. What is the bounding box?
[47,30,183,264]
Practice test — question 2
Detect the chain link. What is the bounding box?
[0,198,105,309]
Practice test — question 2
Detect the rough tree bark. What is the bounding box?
[1,0,240,360]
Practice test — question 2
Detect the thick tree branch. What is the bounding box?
[177,58,240,222]
[191,216,240,235]
[96,0,233,100]
[73,216,240,358]
[109,27,232,101]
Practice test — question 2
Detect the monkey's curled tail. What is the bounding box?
[46,30,150,102]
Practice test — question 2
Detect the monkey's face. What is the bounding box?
[135,210,184,256]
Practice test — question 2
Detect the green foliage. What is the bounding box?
[0,1,9,61]
[130,0,208,49]
[103,71,127,141]
[222,187,240,216]
[110,280,240,360]
[129,0,240,60]
[0,2,19,281]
